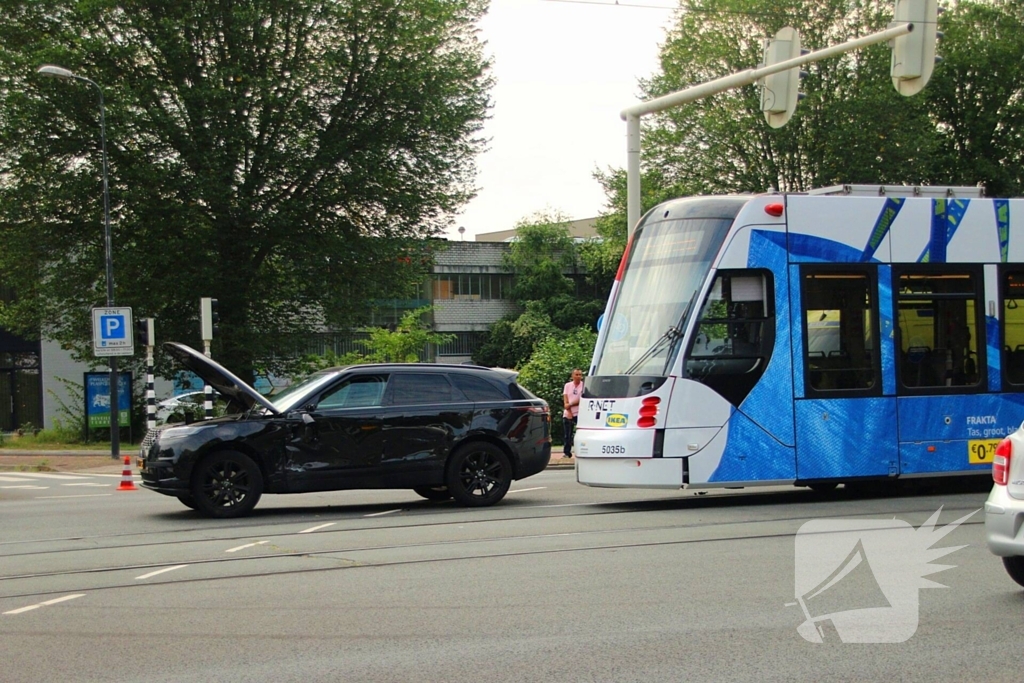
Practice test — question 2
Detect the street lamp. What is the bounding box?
[37,64,121,459]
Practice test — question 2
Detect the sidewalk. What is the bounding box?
[0,450,575,474]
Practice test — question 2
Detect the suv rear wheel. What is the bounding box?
[445,442,512,507]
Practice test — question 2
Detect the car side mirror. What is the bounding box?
[302,412,315,425]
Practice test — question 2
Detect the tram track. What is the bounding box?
[0,495,985,603]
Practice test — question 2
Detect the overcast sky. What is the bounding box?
[449,0,677,240]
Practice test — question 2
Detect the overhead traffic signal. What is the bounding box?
[890,0,939,96]
[760,27,807,128]
[200,297,219,341]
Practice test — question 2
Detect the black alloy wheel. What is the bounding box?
[413,486,452,501]
[190,450,264,518]
[445,442,512,507]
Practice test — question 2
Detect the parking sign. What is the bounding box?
[92,307,134,356]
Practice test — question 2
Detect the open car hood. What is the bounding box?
[163,342,279,416]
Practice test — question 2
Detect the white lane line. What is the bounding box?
[0,476,42,482]
[4,593,85,615]
[365,509,401,518]
[136,565,189,580]
[36,494,113,499]
[298,522,337,534]
[225,541,268,553]
[1,485,48,490]
[508,486,547,494]
[62,483,112,487]
[0,472,88,480]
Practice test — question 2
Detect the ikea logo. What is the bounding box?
[605,413,628,428]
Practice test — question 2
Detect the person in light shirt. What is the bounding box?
[562,368,583,459]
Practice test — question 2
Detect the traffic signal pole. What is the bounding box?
[620,21,914,238]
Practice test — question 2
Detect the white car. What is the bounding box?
[985,421,1024,587]
[155,390,219,424]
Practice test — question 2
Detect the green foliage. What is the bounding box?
[47,376,86,442]
[504,211,578,303]
[299,306,453,374]
[925,0,1024,197]
[0,0,492,382]
[472,305,558,369]
[476,211,610,369]
[517,327,597,438]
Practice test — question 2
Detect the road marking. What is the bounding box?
[62,483,112,487]
[365,509,401,518]
[36,494,113,499]
[298,523,337,534]
[0,476,42,482]
[225,541,268,553]
[136,565,189,580]
[508,486,547,494]
[0,472,89,480]
[4,593,85,615]
[1,485,48,490]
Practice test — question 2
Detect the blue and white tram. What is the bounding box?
[576,185,1024,491]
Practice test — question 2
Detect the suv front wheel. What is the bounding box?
[191,450,264,518]
[445,442,512,507]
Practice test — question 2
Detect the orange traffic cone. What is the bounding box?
[117,455,137,491]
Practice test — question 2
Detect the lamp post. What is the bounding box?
[37,65,121,459]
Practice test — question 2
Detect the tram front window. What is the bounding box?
[593,217,732,377]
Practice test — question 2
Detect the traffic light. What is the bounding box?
[890,0,939,96]
[135,318,154,347]
[760,27,806,128]
[200,297,219,341]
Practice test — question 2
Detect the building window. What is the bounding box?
[432,274,514,301]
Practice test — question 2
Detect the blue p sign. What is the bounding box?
[101,315,125,340]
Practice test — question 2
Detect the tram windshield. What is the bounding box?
[592,216,733,377]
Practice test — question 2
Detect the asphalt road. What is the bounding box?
[0,469,1016,683]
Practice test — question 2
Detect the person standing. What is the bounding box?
[562,368,583,459]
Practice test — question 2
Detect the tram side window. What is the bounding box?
[686,270,774,406]
[1003,271,1024,386]
[802,271,878,391]
[897,270,980,389]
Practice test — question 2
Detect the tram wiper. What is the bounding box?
[623,289,699,376]
[624,325,683,375]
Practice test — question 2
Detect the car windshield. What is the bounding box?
[268,370,342,412]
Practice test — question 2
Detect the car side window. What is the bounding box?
[316,375,388,409]
[389,373,456,405]
[449,373,510,401]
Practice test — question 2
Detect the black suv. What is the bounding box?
[139,342,551,517]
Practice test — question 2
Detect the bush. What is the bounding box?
[516,327,597,439]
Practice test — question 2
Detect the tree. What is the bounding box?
[297,306,453,374]
[517,327,597,440]
[472,210,608,369]
[504,211,578,303]
[926,0,1024,197]
[0,0,491,381]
